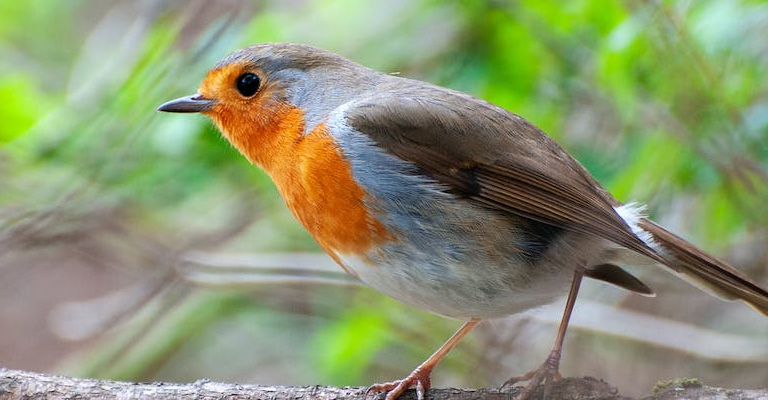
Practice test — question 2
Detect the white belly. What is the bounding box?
[336,249,580,319]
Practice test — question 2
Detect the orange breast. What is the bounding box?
[208,101,392,267]
[279,122,393,257]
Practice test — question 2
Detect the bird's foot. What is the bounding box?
[366,366,432,400]
[366,320,480,400]
[501,349,562,400]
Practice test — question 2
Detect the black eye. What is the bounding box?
[236,73,260,97]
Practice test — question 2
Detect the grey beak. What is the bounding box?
[157,94,216,113]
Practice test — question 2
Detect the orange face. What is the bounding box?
[196,62,302,171]
[161,59,393,271]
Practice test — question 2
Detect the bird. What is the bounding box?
[157,42,768,400]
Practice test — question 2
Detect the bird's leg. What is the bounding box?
[367,318,481,400]
[502,268,584,400]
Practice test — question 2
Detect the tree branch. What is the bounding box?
[1,368,767,400]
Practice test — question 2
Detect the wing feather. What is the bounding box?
[345,88,661,262]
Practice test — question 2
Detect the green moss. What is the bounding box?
[653,377,704,393]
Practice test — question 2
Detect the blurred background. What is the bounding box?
[1,0,768,397]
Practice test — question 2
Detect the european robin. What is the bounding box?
[158,43,768,400]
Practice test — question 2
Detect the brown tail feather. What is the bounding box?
[638,219,768,316]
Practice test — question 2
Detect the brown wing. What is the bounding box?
[344,85,768,314]
[344,88,663,264]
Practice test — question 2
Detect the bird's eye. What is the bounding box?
[235,73,261,97]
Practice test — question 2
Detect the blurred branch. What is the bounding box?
[530,300,768,362]
[179,251,359,287]
[1,369,766,400]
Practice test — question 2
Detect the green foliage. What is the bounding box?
[0,75,47,143]
[310,303,390,385]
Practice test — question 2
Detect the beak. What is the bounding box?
[157,94,216,113]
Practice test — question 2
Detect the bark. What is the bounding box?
[0,368,765,400]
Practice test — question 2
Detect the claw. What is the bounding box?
[501,348,563,400]
[366,367,431,400]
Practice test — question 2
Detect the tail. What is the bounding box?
[638,219,768,316]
